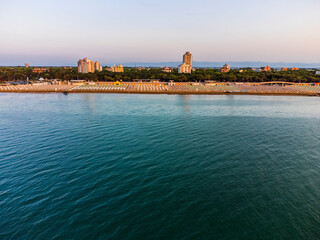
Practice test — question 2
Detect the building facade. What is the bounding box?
[78,58,102,73]
[179,64,192,74]
[179,52,192,74]
[111,64,124,73]
[95,61,103,71]
[183,52,192,65]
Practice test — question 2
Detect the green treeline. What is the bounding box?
[0,67,320,83]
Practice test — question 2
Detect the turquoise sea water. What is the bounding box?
[1,93,320,240]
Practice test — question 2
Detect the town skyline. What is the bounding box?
[2,51,320,69]
[2,60,320,69]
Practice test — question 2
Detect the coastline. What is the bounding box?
[1,83,319,97]
[0,89,318,97]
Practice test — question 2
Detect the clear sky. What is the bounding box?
[0,0,320,65]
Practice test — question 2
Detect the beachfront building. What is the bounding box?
[111,64,124,73]
[281,67,288,71]
[162,66,172,73]
[291,67,299,71]
[78,58,102,73]
[221,64,230,73]
[179,52,192,74]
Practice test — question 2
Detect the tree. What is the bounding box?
[178,74,187,82]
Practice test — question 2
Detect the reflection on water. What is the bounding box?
[179,95,191,113]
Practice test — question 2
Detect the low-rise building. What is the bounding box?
[162,66,172,73]
[33,67,49,74]
[136,67,146,70]
[205,80,218,85]
[261,66,271,72]
[316,71,320,75]
[291,67,299,71]
[221,64,230,73]
[70,80,86,86]
[281,67,288,71]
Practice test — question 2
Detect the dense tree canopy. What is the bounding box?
[0,67,319,83]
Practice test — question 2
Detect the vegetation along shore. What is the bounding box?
[1,66,320,83]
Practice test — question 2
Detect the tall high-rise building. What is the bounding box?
[179,52,193,74]
[78,58,102,73]
[183,52,192,65]
[95,61,103,71]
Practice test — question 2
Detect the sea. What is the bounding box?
[1,93,320,240]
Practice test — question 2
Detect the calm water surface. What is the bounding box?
[1,93,320,240]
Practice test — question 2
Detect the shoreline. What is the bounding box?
[0,89,318,97]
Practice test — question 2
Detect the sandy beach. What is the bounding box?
[0,83,319,96]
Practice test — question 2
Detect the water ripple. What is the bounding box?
[1,94,320,239]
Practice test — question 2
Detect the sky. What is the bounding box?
[0,0,320,66]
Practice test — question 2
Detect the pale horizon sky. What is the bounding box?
[0,0,320,66]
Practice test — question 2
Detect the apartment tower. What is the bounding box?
[78,58,102,73]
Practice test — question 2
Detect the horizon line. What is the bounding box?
[1,60,320,68]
